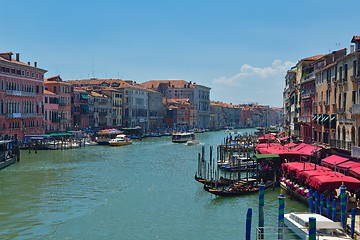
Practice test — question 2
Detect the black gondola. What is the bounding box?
[203,181,273,197]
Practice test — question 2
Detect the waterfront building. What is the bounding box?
[44,76,72,131]
[72,87,90,130]
[88,91,112,128]
[140,80,211,129]
[147,90,164,132]
[294,55,324,141]
[283,68,296,137]
[0,52,47,141]
[350,36,360,157]
[313,49,346,146]
[210,101,225,130]
[163,98,191,130]
[98,86,123,128]
[44,89,60,132]
[331,39,360,152]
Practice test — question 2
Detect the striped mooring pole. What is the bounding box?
[332,199,337,222]
[258,182,265,239]
[319,194,324,215]
[314,191,318,214]
[278,193,285,240]
[245,208,252,240]
[326,196,331,218]
[308,217,316,240]
[308,188,313,213]
[351,208,356,238]
[340,183,347,230]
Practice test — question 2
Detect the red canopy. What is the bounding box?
[337,161,360,171]
[309,174,360,191]
[349,166,360,179]
[321,155,349,168]
[297,169,332,182]
[282,162,323,174]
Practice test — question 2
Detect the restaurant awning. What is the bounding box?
[336,161,360,171]
[255,154,280,159]
[349,166,360,178]
[297,169,332,182]
[309,174,360,191]
[321,155,349,168]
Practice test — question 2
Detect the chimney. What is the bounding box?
[34,62,37,68]
[16,53,19,61]
[350,45,355,53]
[28,62,30,65]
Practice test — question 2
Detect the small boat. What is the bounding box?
[218,156,256,171]
[186,139,199,146]
[284,212,351,240]
[194,174,234,187]
[171,132,195,143]
[0,140,18,170]
[203,181,273,197]
[109,134,132,146]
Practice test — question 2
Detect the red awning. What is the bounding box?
[309,174,360,192]
[336,161,360,171]
[297,169,332,182]
[349,166,360,179]
[282,162,323,174]
[321,155,349,168]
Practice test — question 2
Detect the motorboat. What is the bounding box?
[186,139,200,146]
[171,132,195,143]
[109,134,132,146]
[284,212,351,240]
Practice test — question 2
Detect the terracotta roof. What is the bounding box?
[90,91,109,98]
[44,89,56,95]
[140,80,196,89]
[352,36,360,43]
[302,54,325,62]
[0,53,47,72]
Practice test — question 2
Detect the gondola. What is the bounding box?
[203,181,274,197]
[194,174,234,187]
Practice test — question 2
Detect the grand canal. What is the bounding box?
[0,129,306,239]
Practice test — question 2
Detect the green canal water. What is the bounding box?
[0,129,306,239]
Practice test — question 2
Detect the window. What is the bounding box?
[11,69,15,74]
[31,72,34,78]
[21,70,25,76]
[354,60,357,77]
[352,90,356,104]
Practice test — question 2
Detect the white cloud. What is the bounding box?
[213,60,295,86]
[211,60,295,107]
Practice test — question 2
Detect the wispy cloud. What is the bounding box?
[213,60,295,86]
[211,60,295,107]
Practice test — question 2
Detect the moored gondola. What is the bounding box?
[203,181,273,197]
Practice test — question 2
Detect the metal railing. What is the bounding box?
[255,227,300,240]
[330,139,353,151]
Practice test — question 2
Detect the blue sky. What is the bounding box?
[1,0,360,107]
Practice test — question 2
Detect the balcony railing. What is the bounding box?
[6,113,38,118]
[6,90,36,97]
[298,116,312,123]
[330,139,353,151]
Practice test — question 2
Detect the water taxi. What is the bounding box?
[284,212,351,240]
[95,129,123,145]
[171,132,195,143]
[186,139,200,146]
[109,134,132,146]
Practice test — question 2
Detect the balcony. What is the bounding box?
[338,108,345,114]
[330,139,353,151]
[6,90,37,97]
[351,75,356,82]
[6,113,38,118]
[298,116,312,123]
[301,92,311,99]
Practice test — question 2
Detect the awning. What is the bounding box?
[322,116,329,122]
[337,161,360,171]
[80,104,89,110]
[80,93,89,100]
[317,115,322,120]
[321,155,349,168]
[297,169,332,182]
[255,154,280,159]
[312,115,317,120]
[330,115,336,121]
[309,174,360,191]
[349,166,360,178]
